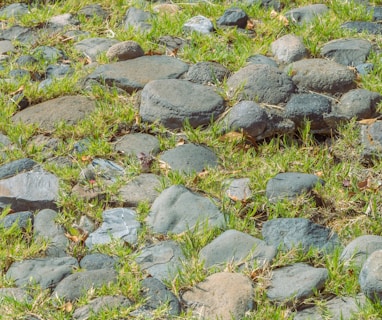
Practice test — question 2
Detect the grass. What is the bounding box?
[1,0,382,318]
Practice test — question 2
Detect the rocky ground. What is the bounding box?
[1,1,382,319]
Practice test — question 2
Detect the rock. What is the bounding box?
[271,34,308,64]
[0,25,38,45]
[106,41,144,61]
[285,93,332,132]
[6,257,78,289]
[85,158,125,182]
[140,79,225,130]
[245,0,281,10]
[114,133,160,157]
[262,218,340,253]
[0,170,59,212]
[217,7,248,28]
[321,38,371,67]
[0,288,31,303]
[146,185,225,234]
[33,46,66,63]
[356,63,374,75]
[267,263,328,305]
[34,209,69,257]
[227,64,295,104]
[359,250,382,302]
[136,240,184,281]
[0,211,33,230]
[16,55,38,66]
[266,172,324,202]
[48,13,79,28]
[74,38,119,61]
[124,7,153,32]
[341,21,382,35]
[85,208,141,249]
[52,268,117,301]
[285,4,329,24]
[258,108,296,140]
[159,144,218,174]
[361,120,382,161]
[73,295,131,320]
[87,56,188,93]
[0,133,11,148]
[0,3,29,18]
[46,64,73,78]
[9,69,30,80]
[0,158,37,180]
[114,173,161,207]
[224,178,252,201]
[158,35,187,51]
[12,95,96,131]
[340,235,382,268]
[286,58,357,94]
[199,229,277,268]
[141,277,181,315]
[184,61,230,85]
[78,4,109,20]
[246,54,278,68]
[183,15,214,34]
[80,253,118,271]
[182,272,254,320]
[0,40,15,54]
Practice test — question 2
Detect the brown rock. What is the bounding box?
[106,41,144,61]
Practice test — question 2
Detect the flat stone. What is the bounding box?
[184,61,230,85]
[52,268,118,301]
[124,7,153,32]
[85,208,140,249]
[246,54,278,68]
[140,79,225,129]
[262,218,340,253]
[182,272,254,320]
[217,7,248,28]
[0,211,33,230]
[86,158,125,182]
[271,34,308,64]
[78,4,109,20]
[106,41,144,61]
[0,288,31,303]
[46,64,73,79]
[224,178,252,201]
[87,56,188,93]
[285,4,329,24]
[146,185,225,234]
[361,121,382,160]
[114,133,160,157]
[75,38,119,61]
[159,144,218,174]
[6,257,78,289]
[286,58,356,94]
[0,25,38,45]
[0,3,29,18]
[321,38,372,66]
[267,263,328,305]
[136,240,184,281]
[183,15,214,34]
[359,250,382,302]
[341,21,382,35]
[80,253,118,271]
[227,64,295,104]
[0,40,14,54]
[0,158,37,180]
[199,229,277,268]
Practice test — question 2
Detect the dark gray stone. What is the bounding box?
[271,34,308,64]
[199,229,277,268]
[227,64,295,104]
[259,108,296,140]
[321,38,372,66]
[114,133,160,157]
[183,15,214,34]
[33,46,66,63]
[356,63,373,75]
[85,208,140,249]
[52,268,118,301]
[0,158,37,180]
[78,4,108,20]
[140,79,225,129]
[106,41,144,61]
[359,250,382,302]
[246,54,278,68]
[267,263,328,305]
[159,144,218,174]
[184,61,230,85]
[361,121,382,160]
[80,253,118,271]
[136,240,184,281]
[0,25,38,45]
[46,64,73,78]
[262,218,340,253]
[158,35,187,51]
[0,211,33,230]
[6,257,78,289]
[86,158,125,182]
[341,21,382,35]
[147,185,225,234]
[217,7,248,28]
[285,4,329,24]
[0,3,29,18]
[9,69,30,79]
[224,178,252,201]
[141,278,181,315]
[16,55,38,66]
[75,38,119,61]
[87,55,188,94]
[124,7,153,32]
[370,5,382,21]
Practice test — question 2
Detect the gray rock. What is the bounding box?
[224,178,252,201]
[0,25,38,45]
[9,69,30,80]
[359,250,382,302]
[33,46,66,63]
[271,34,308,64]
[356,63,374,75]
[158,35,187,51]
[114,133,160,157]
[87,55,188,93]
[16,55,38,66]
[147,185,225,234]
[361,120,382,161]
[286,58,356,94]
[227,64,295,104]
[159,144,218,174]
[266,172,324,202]
[78,4,108,20]
[74,37,119,61]
[0,170,59,212]
[85,208,141,249]
[48,13,79,28]
[371,5,382,21]
[73,295,131,320]
[267,263,328,305]
[217,7,248,28]
[0,3,29,18]
[141,278,181,315]
[6,257,78,289]
[34,209,69,257]
[285,93,332,132]
[0,158,37,180]
[52,268,118,301]
[106,41,144,61]
[12,95,96,131]
[340,235,382,268]
[46,64,73,78]
[0,40,14,54]
[246,54,278,68]
[258,108,296,140]
[136,240,184,281]
[245,0,281,10]
[124,7,153,32]
[262,218,340,253]
[285,4,329,24]
[199,229,277,268]
[184,61,230,85]
[0,133,11,147]
[86,158,125,182]
[183,15,214,34]
[321,38,371,66]
[140,79,225,129]
[80,253,118,271]
[182,272,254,320]
[0,211,33,230]
[341,21,382,35]
[0,288,31,303]
[114,173,161,207]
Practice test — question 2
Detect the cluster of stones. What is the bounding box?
[1,1,382,319]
